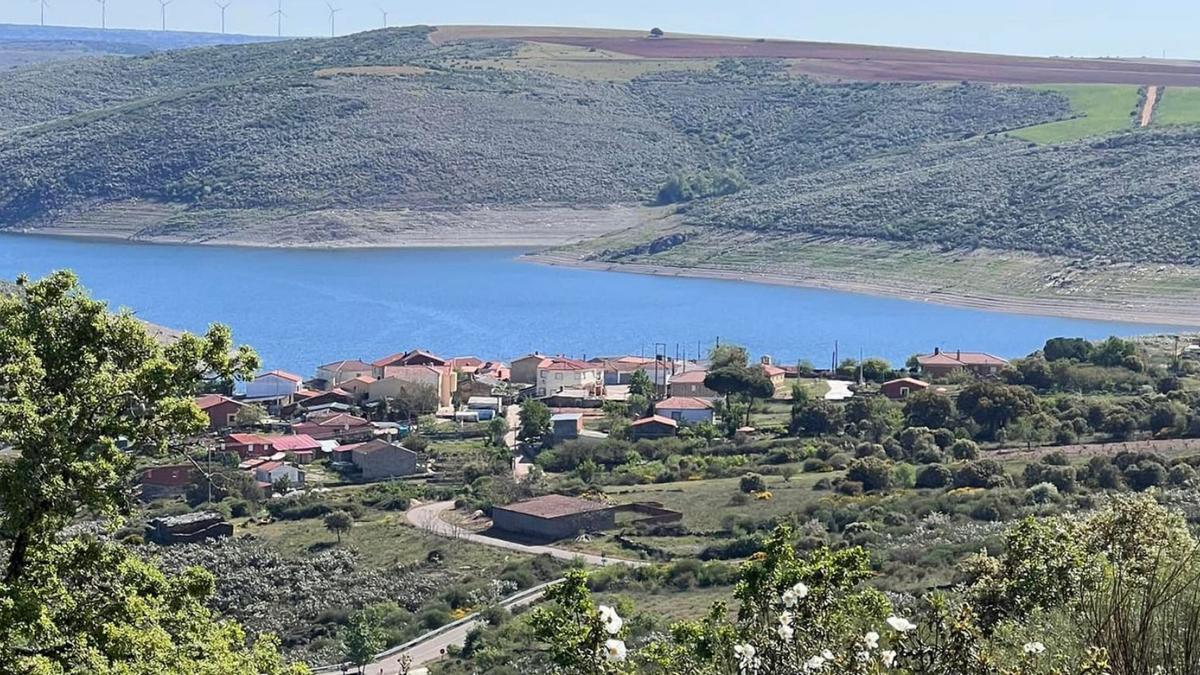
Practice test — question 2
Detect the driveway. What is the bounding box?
[406,500,647,568]
[824,380,854,401]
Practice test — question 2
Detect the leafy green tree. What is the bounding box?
[324,510,353,544]
[956,381,1040,438]
[1090,336,1137,368]
[486,416,510,447]
[234,402,267,428]
[903,389,956,429]
[1043,337,1093,362]
[342,609,386,674]
[518,399,552,445]
[627,369,655,399]
[739,472,767,493]
[859,357,893,383]
[708,343,749,370]
[0,272,304,674]
[844,396,902,442]
[846,457,894,492]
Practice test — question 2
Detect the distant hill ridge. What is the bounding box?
[0,25,1198,268]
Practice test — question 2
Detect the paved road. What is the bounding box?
[407,500,647,568]
[314,580,561,674]
[824,379,854,401]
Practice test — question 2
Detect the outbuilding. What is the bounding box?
[491,495,615,540]
[880,377,929,400]
[630,415,679,440]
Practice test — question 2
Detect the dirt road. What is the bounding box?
[1140,85,1159,127]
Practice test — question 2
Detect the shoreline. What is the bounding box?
[524,253,1200,328]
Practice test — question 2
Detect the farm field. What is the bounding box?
[1154,86,1200,125]
[1007,84,1140,143]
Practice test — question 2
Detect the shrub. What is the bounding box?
[836,480,865,496]
[802,458,830,473]
[916,463,953,489]
[739,472,767,494]
[949,439,979,460]
[845,458,893,492]
[1025,482,1062,504]
[954,459,1007,489]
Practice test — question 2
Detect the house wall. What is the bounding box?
[353,447,418,480]
[371,370,454,407]
[669,381,719,398]
[491,508,616,539]
[202,400,242,431]
[510,356,544,385]
[256,465,304,485]
[657,408,714,424]
[316,366,373,388]
[631,422,677,440]
[536,368,602,397]
[246,375,301,399]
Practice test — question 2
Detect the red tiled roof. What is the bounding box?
[195,394,241,410]
[917,351,1009,367]
[372,349,447,368]
[883,377,930,388]
[538,357,596,371]
[260,370,303,383]
[379,365,446,379]
[495,494,610,519]
[670,370,708,384]
[656,396,715,411]
[344,375,376,384]
[317,359,373,372]
[225,433,269,445]
[450,356,484,369]
[631,415,678,428]
[270,434,321,451]
[761,364,786,377]
[256,461,284,472]
[350,439,413,455]
[314,413,370,427]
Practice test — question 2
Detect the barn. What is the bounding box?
[491,494,615,540]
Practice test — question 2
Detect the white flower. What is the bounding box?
[734,643,760,674]
[777,622,795,640]
[604,638,627,662]
[734,643,757,659]
[864,631,880,649]
[1023,641,1046,655]
[598,605,623,635]
[804,655,826,671]
[880,650,897,668]
[781,581,809,608]
[886,616,917,633]
[855,650,870,662]
[822,649,834,660]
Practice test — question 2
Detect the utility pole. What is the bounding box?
[215,0,232,34]
[96,0,106,29]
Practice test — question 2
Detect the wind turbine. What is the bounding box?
[157,0,172,31]
[215,0,232,34]
[325,1,341,37]
[96,0,106,29]
[379,6,388,28]
[34,0,49,27]
[269,0,285,37]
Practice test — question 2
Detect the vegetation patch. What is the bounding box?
[1008,84,1140,143]
[1153,86,1200,126]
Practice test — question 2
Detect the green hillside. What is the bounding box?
[1007,84,1140,143]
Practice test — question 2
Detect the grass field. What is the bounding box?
[1008,84,1140,143]
[1154,86,1200,126]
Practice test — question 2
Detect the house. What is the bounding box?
[760,361,787,390]
[145,512,232,545]
[195,394,246,431]
[372,349,449,377]
[292,413,374,442]
[253,461,304,489]
[284,388,354,417]
[630,415,679,440]
[269,434,321,464]
[223,433,274,459]
[139,465,195,500]
[477,361,510,381]
[667,369,720,399]
[467,396,502,413]
[655,397,716,424]
[551,413,583,443]
[450,356,484,374]
[536,357,604,397]
[368,365,456,408]
[510,353,547,385]
[338,375,376,402]
[916,348,1009,378]
[314,359,374,389]
[491,495,616,540]
[347,439,419,480]
[880,377,930,400]
[595,356,672,387]
[245,370,304,400]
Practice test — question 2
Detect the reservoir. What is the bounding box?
[0,234,1184,375]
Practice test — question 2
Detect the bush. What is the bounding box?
[954,459,1007,489]
[949,439,980,460]
[802,458,831,473]
[845,457,893,492]
[837,480,865,496]
[916,463,953,489]
[1025,482,1061,504]
[739,472,767,494]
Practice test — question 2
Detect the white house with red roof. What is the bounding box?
[536,357,604,397]
[654,396,716,424]
[251,461,304,489]
[245,370,304,400]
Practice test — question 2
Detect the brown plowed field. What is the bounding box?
[432,27,1200,85]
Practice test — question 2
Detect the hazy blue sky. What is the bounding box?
[4,0,1197,58]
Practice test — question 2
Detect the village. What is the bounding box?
[140,346,1010,545]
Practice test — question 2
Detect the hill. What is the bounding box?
[0,23,277,69]
[1,25,1200,319]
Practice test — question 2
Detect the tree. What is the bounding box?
[844,396,902,442]
[0,272,304,674]
[1043,337,1093,362]
[342,609,385,674]
[846,457,894,492]
[518,399,552,445]
[903,390,956,429]
[859,357,892,383]
[486,416,509,447]
[956,381,1040,437]
[739,472,767,493]
[709,343,748,370]
[1091,336,1137,368]
[381,384,439,422]
[324,510,353,544]
[234,402,267,428]
[627,369,655,399]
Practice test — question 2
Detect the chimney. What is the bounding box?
[933,347,941,356]
[956,349,961,360]
[761,355,773,366]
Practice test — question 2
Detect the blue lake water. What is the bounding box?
[0,233,1185,376]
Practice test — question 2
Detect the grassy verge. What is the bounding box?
[1154,86,1200,126]
[1008,84,1139,143]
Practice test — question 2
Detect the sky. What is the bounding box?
[2,0,1198,59]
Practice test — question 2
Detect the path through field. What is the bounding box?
[1140,85,1159,127]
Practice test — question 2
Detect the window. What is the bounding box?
[900,387,909,398]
